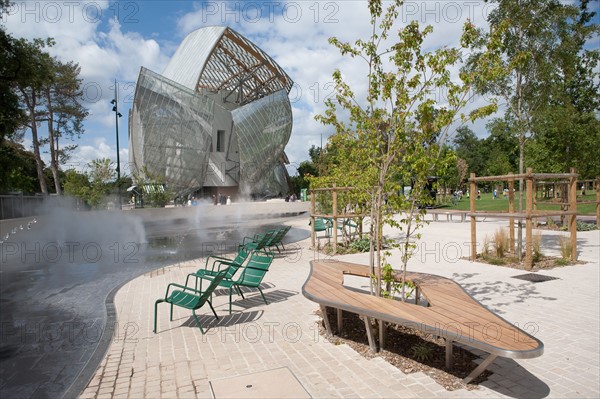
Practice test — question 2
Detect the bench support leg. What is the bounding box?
[336,309,343,335]
[362,316,378,353]
[415,287,420,305]
[464,354,497,384]
[320,305,333,336]
[445,339,453,370]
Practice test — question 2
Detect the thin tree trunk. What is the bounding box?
[46,89,62,194]
[27,89,48,194]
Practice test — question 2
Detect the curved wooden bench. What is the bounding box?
[302,260,543,383]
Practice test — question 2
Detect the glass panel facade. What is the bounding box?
[129,27,293,198]
[129,68,215,195]
[233,90,292,196]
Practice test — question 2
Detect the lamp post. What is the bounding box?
[111,80,123,210]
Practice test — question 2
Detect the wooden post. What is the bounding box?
[470,173,477,261]
[311,191,316,249]
[596,177,600,229]
[533,178,538,228]
[508,174,515,255]
[525,168,533,270]
[332,186,338,253]
[569,168,577,262]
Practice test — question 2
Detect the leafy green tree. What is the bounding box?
[13,37,55,194]
[0,140,38,193]
[0,0,27,142]
[313,0,499,307]
[63,169,90,200]
[132,165,174,207]
[467,0,597,258]
[86,158,116,209]
[452,126,487,176]
[42,59,88,194]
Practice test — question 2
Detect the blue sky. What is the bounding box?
[5,1,594,178]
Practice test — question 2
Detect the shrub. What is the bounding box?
[350,238,371,252]
[481,234,491,258]
[409,343,434,362]
[493,228,509,258]
[559,236,572,261]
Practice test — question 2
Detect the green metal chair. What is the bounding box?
[184,244,251,290]
[211,251,275,314]
[154,269,228,334]
[240,230,276,251]
[252,226,291,253]
[310,218,332,236]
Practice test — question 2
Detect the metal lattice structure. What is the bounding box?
[129,27,294,197]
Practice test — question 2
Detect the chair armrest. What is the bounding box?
[241,236,257,245]
[164,282,203,298]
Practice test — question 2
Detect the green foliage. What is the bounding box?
[350,238,371,253]
[132,165,174,208]
[560,221,598,232]
[467,0,599,184]
[409,343,434,362]
[0,140,39,193]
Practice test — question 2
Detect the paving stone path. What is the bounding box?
[80,216,600,398]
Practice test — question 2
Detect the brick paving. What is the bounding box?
[80,216,600,398]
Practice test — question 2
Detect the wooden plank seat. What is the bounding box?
[302,260,543,384]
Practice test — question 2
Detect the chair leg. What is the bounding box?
[207,301,219,320]
[153,300,161,333]
[192,309,205,335]
[236,285,245,299]
[169,303,173,321]
[229,288,233,315]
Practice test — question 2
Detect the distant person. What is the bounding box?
[581,184,586,196]
[226,196,231,205]
[477,190,481,200]
[493,189,497,200]
[212,195,217,205]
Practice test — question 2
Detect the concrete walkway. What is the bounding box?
[79,216,600,398]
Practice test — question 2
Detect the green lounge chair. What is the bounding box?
[252,226,291,253]
[210,251,275,314]
[240,230,276,251]
[184,244,252,290]
[153,269,228,334]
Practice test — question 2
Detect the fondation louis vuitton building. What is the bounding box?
[128,26,294,198]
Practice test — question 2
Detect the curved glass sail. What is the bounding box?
[129,68,215,195]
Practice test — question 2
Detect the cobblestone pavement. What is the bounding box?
[80,216,600,398]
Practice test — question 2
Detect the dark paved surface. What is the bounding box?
[0,203,308,398]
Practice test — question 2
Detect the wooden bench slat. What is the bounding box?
[302,260,544,363]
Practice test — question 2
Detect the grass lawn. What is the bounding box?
[439,193,598,215]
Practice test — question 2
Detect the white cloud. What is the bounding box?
[5,0,506,181]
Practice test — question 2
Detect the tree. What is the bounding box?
[82,158,116,209]
[13,37,55,194]
[0,140,38,193]
[132,165,174,208]
[467,0,594,258]
[42,59,88,194]
[452,126,487,176]
[314,0,498,312]
[0,0,27,142]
